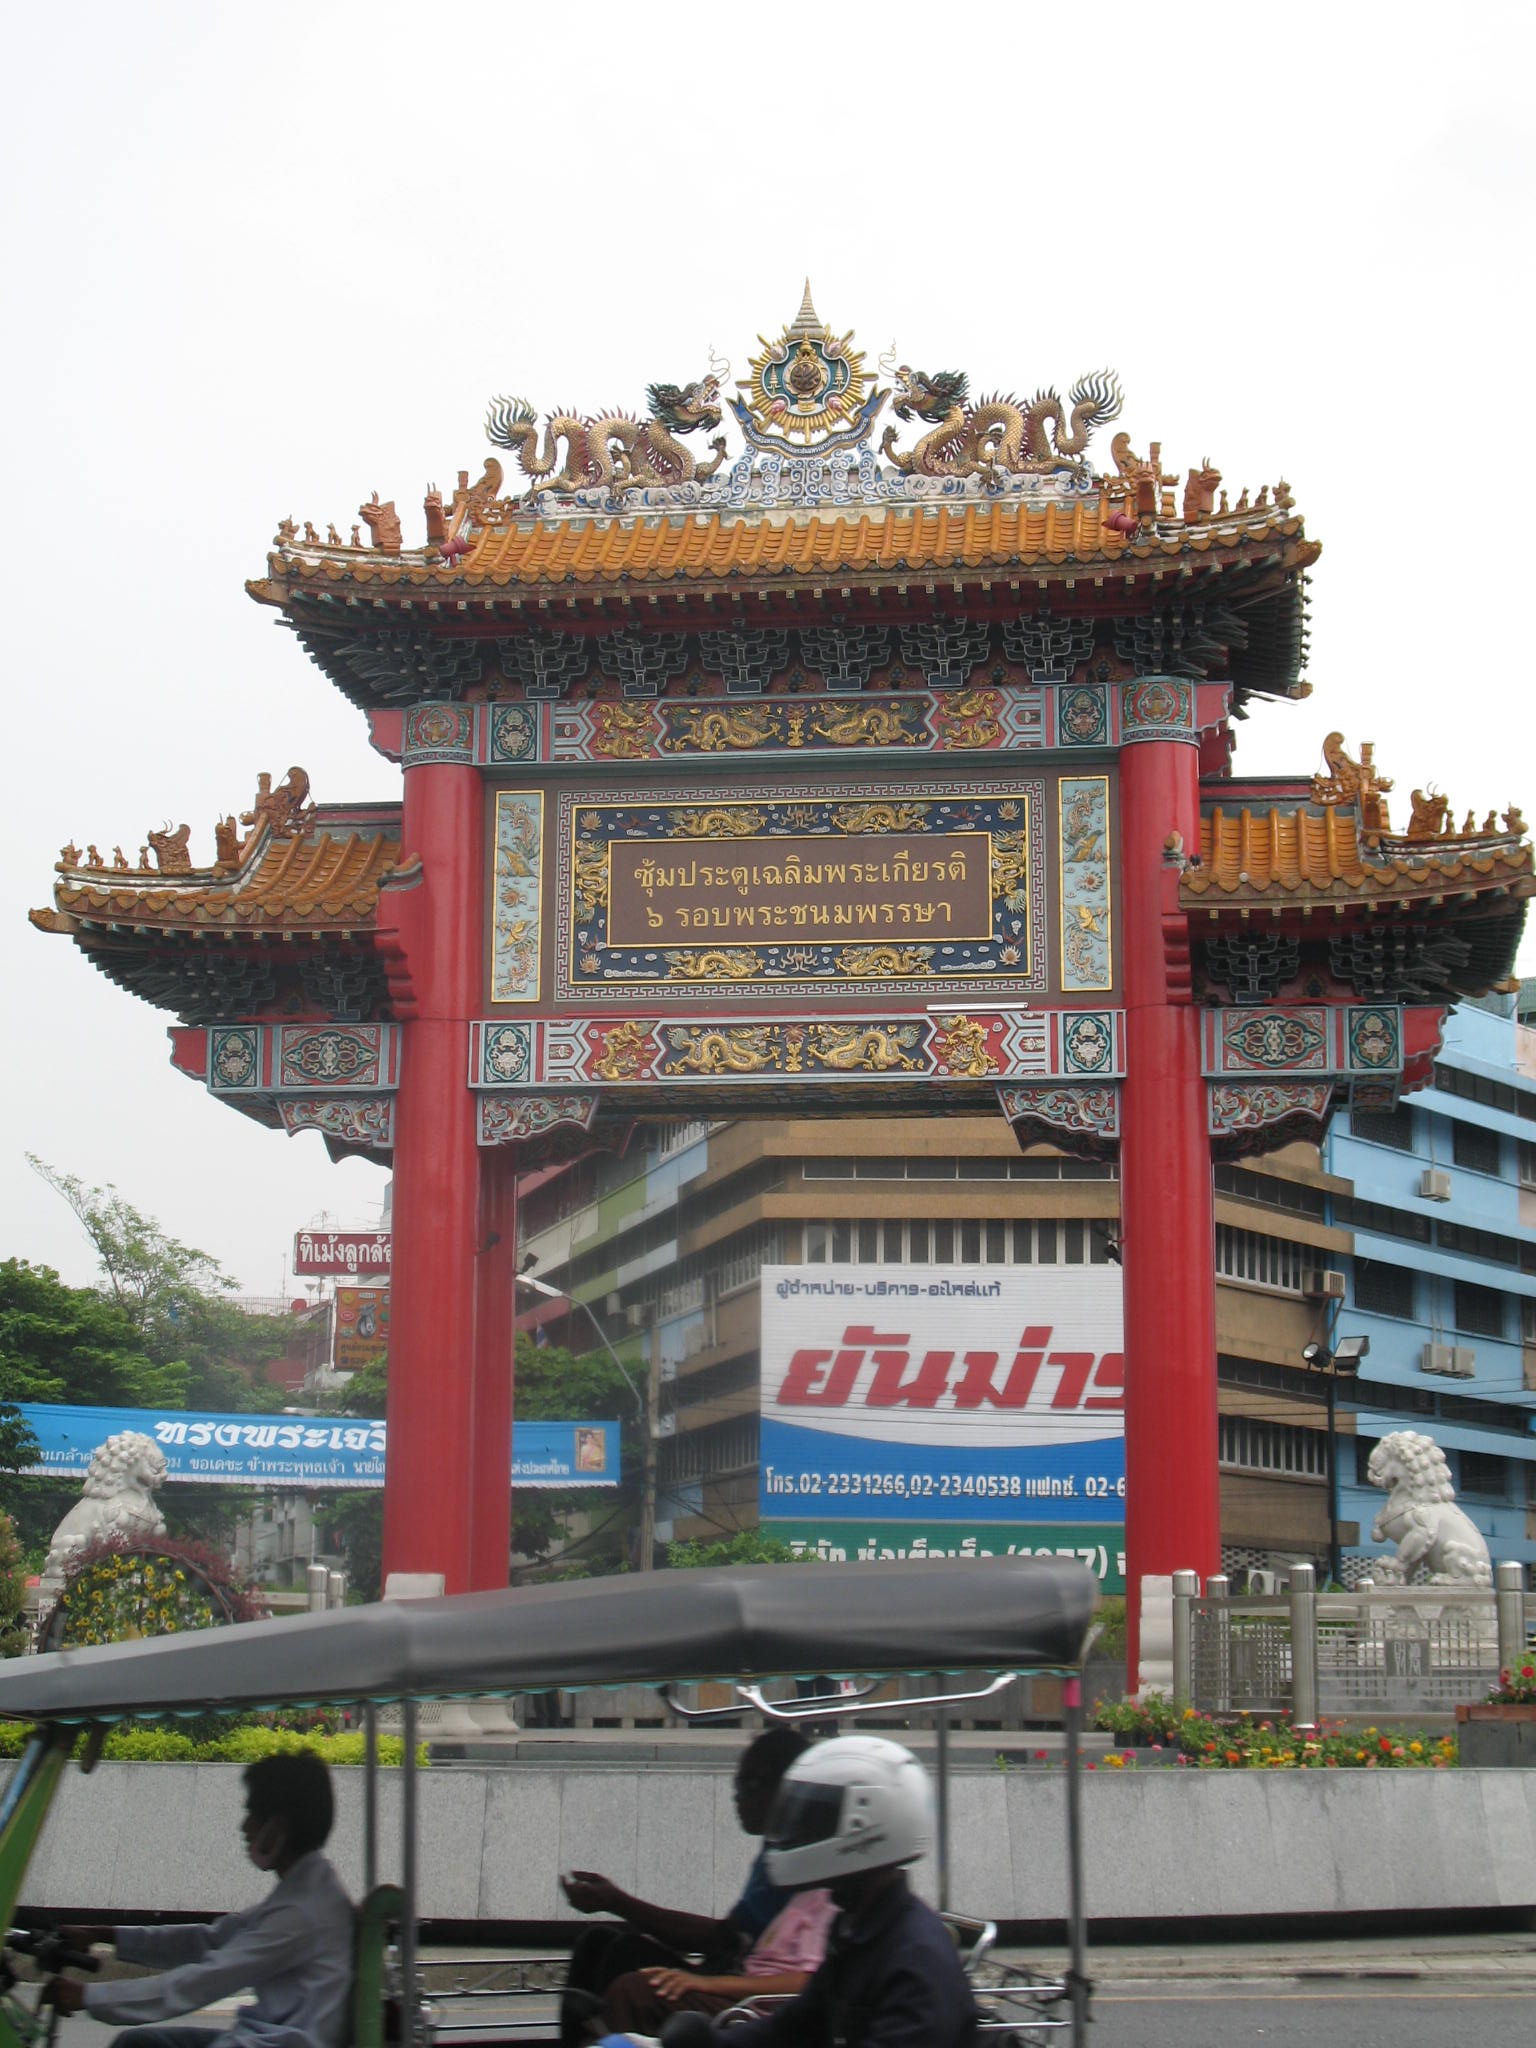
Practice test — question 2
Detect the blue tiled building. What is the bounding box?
[1325,992,1536,1581]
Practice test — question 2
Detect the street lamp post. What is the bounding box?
[514,1269,658,1570]
[1301,1333,1369,1586]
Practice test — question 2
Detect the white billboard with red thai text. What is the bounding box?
[758,1264,1124,1524]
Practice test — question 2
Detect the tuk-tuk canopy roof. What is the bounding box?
[0,1557,1096,1723]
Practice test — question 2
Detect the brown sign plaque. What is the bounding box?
[606,832,993,947]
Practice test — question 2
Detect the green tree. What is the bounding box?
[511,1331,637,1569]
[0,1259,185,1408]
[28,1159,289,1411]
[668,1529,819,1569]
[0,1512,29,1657]
[316,1331,639,1595]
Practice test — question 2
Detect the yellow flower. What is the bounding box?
[1409,1740,1422,1755]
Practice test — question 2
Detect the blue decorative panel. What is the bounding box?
[1059,777,1112,992]
[491,790,544,1003]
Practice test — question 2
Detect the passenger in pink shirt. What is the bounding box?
[600,1889,836,2038]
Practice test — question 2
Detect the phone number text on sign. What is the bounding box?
[763,1468,1127,1502]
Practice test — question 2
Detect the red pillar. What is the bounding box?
[1118,733,1219,1683]
[470,1148,518,1589]
[383,758,483,1593]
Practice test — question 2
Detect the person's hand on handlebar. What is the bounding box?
[561,1870,623,1915]
[52,1929,104,1956]
[46,1979,85,2015]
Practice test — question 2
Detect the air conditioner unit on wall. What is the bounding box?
[1306,1270,1347,1301]
[1419,1168,1453,1202]
[1421,1342,1475,1377]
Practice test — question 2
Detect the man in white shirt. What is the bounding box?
[52,1751,354,2048]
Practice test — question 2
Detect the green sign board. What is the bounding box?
[769,1520,1125,1592]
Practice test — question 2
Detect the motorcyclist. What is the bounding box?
[669,1734,978,2048]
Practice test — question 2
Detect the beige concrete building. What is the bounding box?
[518,1119,1354,1581]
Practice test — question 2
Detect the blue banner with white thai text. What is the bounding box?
[15,1406,619,1490]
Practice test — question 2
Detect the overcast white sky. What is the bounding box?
[1,3,1532,1295]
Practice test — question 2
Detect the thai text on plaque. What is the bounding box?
[606,832,993,945]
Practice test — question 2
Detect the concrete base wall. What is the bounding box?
[16,1762,1536,1926]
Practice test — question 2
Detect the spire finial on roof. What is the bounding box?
[787,279,822,341]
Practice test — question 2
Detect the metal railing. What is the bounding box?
[1174,1560,1525,1726]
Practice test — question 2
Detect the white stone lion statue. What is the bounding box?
[1366,1430,1492,1586]
[43,1431,168,1580]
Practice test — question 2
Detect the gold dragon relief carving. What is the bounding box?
[663,1025,780,1074]
[807,703,926,749]
[833,945,935,978]
[668,807,768,839]
[829,801,931,834]
[662,705,784,752]
[930,688,1004,749]
[662,948,760,982]
[591,1019,652,1081]
[806,1022,923,1072]
[990,831,1031,906]
[571,838,610,923]
[931,1014,998,1078]
[589,703,657,761]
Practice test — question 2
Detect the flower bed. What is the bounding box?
[1091,1691,1456,1768]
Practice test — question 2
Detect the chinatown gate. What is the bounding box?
[34,291,1532,1677]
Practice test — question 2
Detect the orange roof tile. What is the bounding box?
[33,828,405,936]
[251,498,1317,600]
[1183,806,1535,907]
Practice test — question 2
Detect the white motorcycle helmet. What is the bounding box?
[762,1735,934,1888]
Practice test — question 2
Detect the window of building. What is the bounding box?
[1215,1225,1305,1293]
[908,1156,957,1180]
[1519,1140,1536,1191]
[1213,1163,1329,1218]
[1351,1105,1416,1151]
[716,1226,776,1297]
[656,1120,709,1162]
[1334,1197,1432,1245]
[1437,1220,1520,1266]
[1452,1121,1502,1177]
[1218,1415,1327,1478]
[1455,1281,1507,1339]
[1458,1450,1508,1499]
[1523,1295,1536,1345]
[1354,1259,1415,1319]
[801,1153,1118,1183]
[806,1217,1112,1267]
[1433,1062,1534,1123]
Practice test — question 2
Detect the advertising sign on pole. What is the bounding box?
[16,1406,619,1491]
[292,1231,392,1277]
[759,1264,1125,1587]
[334,1287,390,1372]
